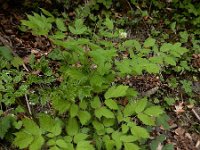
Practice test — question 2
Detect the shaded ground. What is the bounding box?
[0,4,200,150]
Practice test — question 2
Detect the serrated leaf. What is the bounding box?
[105,99,119,110]
[156,114,170,130]
[76,141,95,150]
[40,8,54,17]
[120,135,138,142]
[111,131,123,150]
[124,143,140,150]
[145,63,160,73]
[143,37,156,48]
[14,131,34,149]
[122,124,129,134]
[56,18,67,31]
[74,133,88,144]
[115,59,132,75]
[91,96,101,109]
[0,116,12,139]
[11,57,24,68]
[39,114,54,132]
[164,56,176,66]
[92,120,104,135]
[29,135,44,150]
[123,102,137,117]
[78,111,91,125]
[66,118,79,136]
[22,118,41,135]
[131,126,149,139]
[99,107,115,118]
[104,139,115,150]
[70,104,79,118]
[51,97,71,114]
[0,46,13,60]
[137,113,155,126]
[56,139,68,148]
[160,43,172,52]
[144,106,164,117]
[135,98,147,114]
[150,134,166,150]
[104,18,114,30]
[105,85,128,99]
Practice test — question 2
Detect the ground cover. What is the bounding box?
[0,1,200,150]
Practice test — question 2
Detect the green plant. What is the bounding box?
[1,2,198,149]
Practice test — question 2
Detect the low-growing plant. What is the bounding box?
[1,6,194,150]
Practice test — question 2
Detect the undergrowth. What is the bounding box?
[0,0,200,150]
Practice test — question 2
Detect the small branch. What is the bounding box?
[25,94,32,115]
[191,108,200,123]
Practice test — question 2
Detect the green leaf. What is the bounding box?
[145,63,160,73]
[92,120,105,135]
[179,31,189,43]
[131,126,149,139]
[156,114,170,130]
[99,107,115,118]
[137,113,155,126]
[66,118,79,136]
[150,134,166,150]
[160,43,172,52]
[104,139,115,150]
[111,131,123,150]
[91,96,101,109]
[105,99,119,110]
[69,19,87,35]
[22,118,41,135]
[40,8,54,17]
[144,106,164,117]
[70,104,79,118]
[14,131,34,149]
[11,57,24,68]
[0,46,13,60]
[104,17,114,30]
[115,59,132,75]
[123,102,137,117]
[76,141,95,150]
[51,97,71,114]
[120,135,138,142]
[56,139,68,148]
[164,56,176,66]
[124,143,140,150]
[135,98,147,114]
[40,115,62,137]
[0,116,12,139]
[74,133,88,144]
[29,135,44,150]
[78,111,91,125]
[121,124,129,134]
[143,37,156,48]
[105,85,129,99]
[103,118,115,127]
[56,18,67,31]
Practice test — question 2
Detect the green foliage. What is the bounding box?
[2,1,198,149]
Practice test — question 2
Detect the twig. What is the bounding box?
[191,108,200,123]
[25,94,32,115]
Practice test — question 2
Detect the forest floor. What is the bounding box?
[0,2,200,150]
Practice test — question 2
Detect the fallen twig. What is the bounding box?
[191,108,200,123]
[25,94,32,115]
